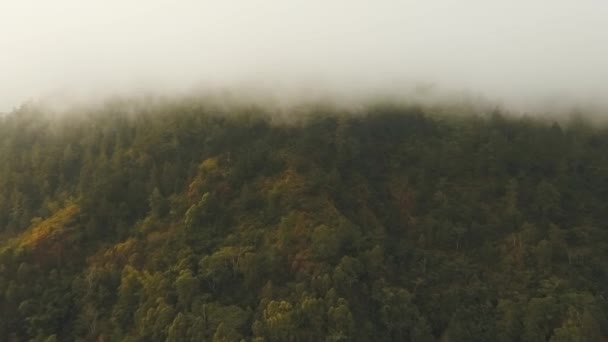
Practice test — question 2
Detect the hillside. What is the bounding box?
[0,98,607,341]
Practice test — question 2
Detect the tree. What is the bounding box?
[112,266,142,331]
[257,300,296,342]
[167,312,189,342]
[535,181,561,221]
[175,270,198,309]
[523,297,559,342]
[327,298,355,341]
[148,187,167,218]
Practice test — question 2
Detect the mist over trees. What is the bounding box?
[0,98,607,341]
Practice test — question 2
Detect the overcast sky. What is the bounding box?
[1,0,607,112]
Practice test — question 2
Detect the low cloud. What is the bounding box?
[1,0,607,113]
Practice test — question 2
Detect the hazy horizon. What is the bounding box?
[1,1,607,113]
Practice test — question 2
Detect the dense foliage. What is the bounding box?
[0,98,607,341]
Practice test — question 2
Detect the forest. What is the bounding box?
[0,97,606,341]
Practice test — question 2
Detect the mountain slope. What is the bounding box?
[0,99,607,341]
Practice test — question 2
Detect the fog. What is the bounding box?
[1,0,607,113]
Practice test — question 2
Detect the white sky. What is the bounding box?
[1,0,607,111]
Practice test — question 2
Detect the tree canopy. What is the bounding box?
[0,98,606,341]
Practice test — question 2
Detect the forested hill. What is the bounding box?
[0,98,607,341]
